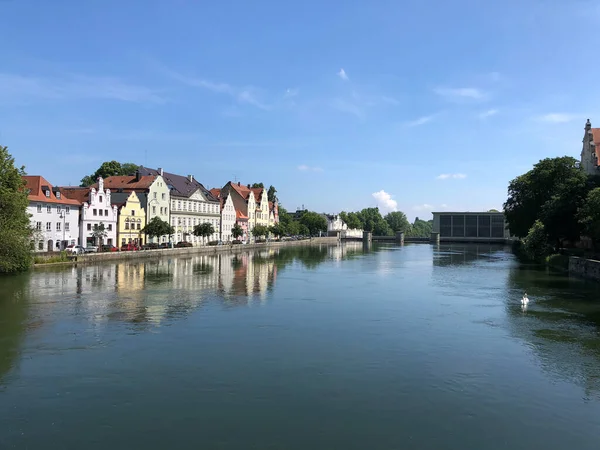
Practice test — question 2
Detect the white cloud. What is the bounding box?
[405,115,435,127]
[436,173,467,180]
[537,113,580,123]
[0,73,165,103]
[434,87,487,100]
[372,190,398,213]
[297,164,323,172]
[479,109,498,119]
[338,68,349,81]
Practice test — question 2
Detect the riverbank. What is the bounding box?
[32,237,339,268]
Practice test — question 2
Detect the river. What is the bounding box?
[1,243,600,449]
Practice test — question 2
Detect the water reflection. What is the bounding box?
[432,244,511,267]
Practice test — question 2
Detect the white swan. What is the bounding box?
[521,293,529,305]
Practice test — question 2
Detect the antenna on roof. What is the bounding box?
[233,174,238,183]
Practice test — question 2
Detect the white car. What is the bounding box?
[66,245,85,255]
[85,245,99,253]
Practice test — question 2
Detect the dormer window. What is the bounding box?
[45,190,50,197]
[56,192,61,199]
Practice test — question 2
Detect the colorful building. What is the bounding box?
[112,191,147,247]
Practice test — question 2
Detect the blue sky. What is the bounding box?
[1,0,599,221]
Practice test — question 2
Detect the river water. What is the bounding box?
[1,243,600,449]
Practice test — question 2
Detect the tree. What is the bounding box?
[251,183,264,189]
[298,224,310,236]
[522,220,552,262]
[0,145,32,273]
[267,185,277,202]
[193,222,215,245]
[504,156,589,250]
[252,225,269,239]
[577,187,600,249]
[384,211,410,233]
[91,223,108,246]
[407,217,433,237]
[80,160,139,187]
[299,211,327,236]
[278,206,292,227]
[142,217,174,242]
[488,209,500,212]
[269,223,286,238]
[231,223,244,241]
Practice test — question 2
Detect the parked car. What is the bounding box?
[159,242,171,249]
[65,245,85,255]
[175,241,193,248]
[143,243,159,250]
[101,245,118,252]
[120,243,139,252]
[85,245,98,253]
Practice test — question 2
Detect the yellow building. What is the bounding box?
[113,191,147,247]
[251,187,270,228]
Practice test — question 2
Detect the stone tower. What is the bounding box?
[581,119,599,175]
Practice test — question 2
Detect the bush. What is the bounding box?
[522,220,552,262]
[33,251,70,264]
[546,253,569,271]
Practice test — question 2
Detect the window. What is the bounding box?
[439,215,451,237]
[465,215,478,237]
[65,223,70,231]
[478,215,491,238]
[137,223,141,230]
[38,241,44,250]
[93,209,97,216]
[154,192,157,199]
[65,206,70,214]
[99,195,103,203]
[56,192,61,199]
[87,223,92,231]
[107,224,112,231]
[178,201,181,210]
[178,218,181,225]
[125,223,130,230]
[47,205,52,213]
[99,209,103,216]
[153,206,156,214]
[56,222,61,231]
[451,215,465,237]
[162,193,166,200]
[105,210,108,216]
[131,210,135,216]
[37,204,42,213]
[45,190,50,197]
[122,238,126,245]
[46,222,51,231]
[57,206,62,213]
[36,222,42,230]
[491,215,505,238]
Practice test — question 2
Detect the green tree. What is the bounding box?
[80,160,140,187]
[522,220,552,262]
[91,223,108,246]
[577,187,600,249]
[286,220,301,236]
[299,211,327,236]
[251,183,264,189]
[269,223,286,238]
[193,222,215,245]
[278,206,292,227]
[384,211,410,233]
[267,185,277,202]
[231,223,244,241]
[0,145,32,273]
[407,217,433,237]
[252,224,269,239]
[504,156,589,250]
[298,224,310,236]
[142,217,174,242]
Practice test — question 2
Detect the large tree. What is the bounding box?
[193,222,215,245]
[142,217,174,242]
[384,211,410,233]
[504,156,589,249]
[91,223,108,246]
[407,217,433,237]
[577,187,600,250]
[252,225,269,239]
[231,223,244,241]
[0,145,32,273]
[267,185,277,203]
[80,160,139,186]
[299,211,327,236]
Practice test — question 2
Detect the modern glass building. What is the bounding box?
[432,211,510,242]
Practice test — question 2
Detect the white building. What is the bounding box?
[60,177,118,247]
[23,176,81,252]
[210,188,237,242]
[326,214,363,238]
[581,119,600,175]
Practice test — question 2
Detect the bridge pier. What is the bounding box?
[430,232,440,245]
[396,231,405,245]
[363,231,372,244]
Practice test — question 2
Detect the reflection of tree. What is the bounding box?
[505,265,600,398]
[0,274,31,382]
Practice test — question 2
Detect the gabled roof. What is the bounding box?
[236,210,248,220]
[58,187,90,204]
[23,176,81,205]
[99,175,156,191]
[110,191,147,209]
[228,182,253,200]
[138,167,218,202]
[251,187,264,202]
[210,188,221,198]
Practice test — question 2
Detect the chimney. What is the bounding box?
[158,167,163,176]
[238,182,241,186]
[188,175,194,182]
[135,170,141,182]
[247,184,250,189]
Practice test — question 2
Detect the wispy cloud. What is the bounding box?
[298,164,323,172]
[372,190,397,213]
[434,87,487,100]
[436,173,467,180]
[537,113,580,123]
[0,73,166,103]
[338,68,349,81]
[163,69,270,110]
[405,115,435,127]
[330,98,364,118]
[479,109,498,119]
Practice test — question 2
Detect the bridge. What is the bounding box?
[340,232,510,245]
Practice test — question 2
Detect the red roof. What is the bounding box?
[58,187,90,204]
[251,187,263,202]
[230,182,253,200]
[236,210,248,220]
[98,175,156,190]
[210,188,221,198]
[23,176,81,205]
[592,129,600,163]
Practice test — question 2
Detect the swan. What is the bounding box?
[521,293,529,305]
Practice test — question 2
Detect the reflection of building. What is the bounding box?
[432,211,509,242]
[432,244,509,266]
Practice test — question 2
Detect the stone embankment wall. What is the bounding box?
[569,256,600,282]
[40,237,339,266]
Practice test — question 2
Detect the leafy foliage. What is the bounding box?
[522,220,552,262]
[577,187,600,249]
[80,160,139,187]
[384,211,410,233]
[142,217,174,239]
[91,223,108,245]
[231,223,244,240]
[251,183,264,189]
[406,217,433,237]
[267,185,277,203]
[252,225,269,238]
[268,223,286,238]
[0,145,32,273]
[299,211,327,235]
[193,222,215,243]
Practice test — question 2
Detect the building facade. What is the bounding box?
[60,177,118,246]
[581,119,600,175]
[252,188,270,228]
[210,188,237,242]
[112,191,147,247]
[221,182,258,234]
[23,176,81,252]
[138,168,220,245]
[432,211,509,242]
[102,173,170,243]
